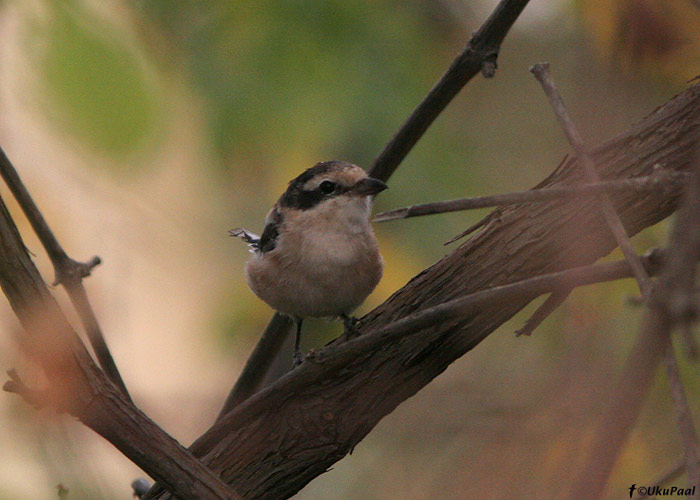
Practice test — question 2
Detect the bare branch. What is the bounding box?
[531,62,652,297]
[217,312,293,420]
[0,190,245,500]
[368,0,531,182]
[374,173,686,222]
[3,368,53,410]
[147,81,700,500]
[515,290,570,336]
[0,147,129,400]
[570,151,700,500]
[654,159,700,496]
[654,162,700,355]
[662,340,700,498]
[571,310,668,500]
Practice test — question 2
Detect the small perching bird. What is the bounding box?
[230,160,387,365]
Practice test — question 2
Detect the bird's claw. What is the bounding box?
[342,314,360,341]
[292,349,305,367]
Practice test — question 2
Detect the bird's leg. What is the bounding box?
[341,313,360,341]
[292,318,305,367]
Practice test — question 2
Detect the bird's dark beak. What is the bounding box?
[352,178,388,196]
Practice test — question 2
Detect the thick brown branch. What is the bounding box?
[0,191,244,500]
[150,83,700,500]
[0,146,129,399]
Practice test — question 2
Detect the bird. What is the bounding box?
[230,160,387,366]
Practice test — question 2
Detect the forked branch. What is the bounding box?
[152,82,700,500]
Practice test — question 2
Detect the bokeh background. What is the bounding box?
[1,0,699,499]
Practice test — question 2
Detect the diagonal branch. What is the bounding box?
[217,312,293,420]
[662,339,700,498]
[570,155,700,500]
[0,187,245,500]
[515,290,570,337]
[150,81,700,500]
[531,62,652,297]
[0,147,130,400]
[368,0,531,182]
[532,63,700,500]
[567,115,700,500]
[654,157,700,497]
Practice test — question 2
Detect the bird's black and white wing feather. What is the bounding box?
[229,228,261,253]
[229,206,282,254]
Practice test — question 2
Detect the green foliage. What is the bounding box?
[29,2,160,164]
[136,0,445,167]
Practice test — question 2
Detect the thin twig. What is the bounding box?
[531,64,700,500]
[652,161,700,497]
[515,290,570,336]
[524,63,655,390]
[217,312,293,420]
[662,339,700,498]
[654,163,700,358]
[530,63,652,297]
[569,165,700,500]
[368,0,531,182]
[570,310,669,500]
[3,368,54,410]
[353,250,666,351]
[374,173,686,222]
[0,147,130,400]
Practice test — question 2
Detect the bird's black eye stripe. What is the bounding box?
[319,180,336,194]
[280,161,354,210]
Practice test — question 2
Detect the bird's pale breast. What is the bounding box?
[245,198,383,318]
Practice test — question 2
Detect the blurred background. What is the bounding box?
[0,0,699,498]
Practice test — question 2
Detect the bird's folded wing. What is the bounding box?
[229,228,261,253]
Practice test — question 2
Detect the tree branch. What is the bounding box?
[217,312,293,420]
[662,339,700,499]
[151,82,700,500]
[374,173,686,222]
[570,143,700,500]
[515,290,570,336]
[656,159,700,500]
[531,62,652,297]
[0,188,244,500]
[368,0,531,182]
[0,146,129,400]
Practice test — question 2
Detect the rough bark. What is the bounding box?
[0,189,244,500]
[150,84,700,499]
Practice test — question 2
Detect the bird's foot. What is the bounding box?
[341,314,360,341]
[292,349,305,367]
